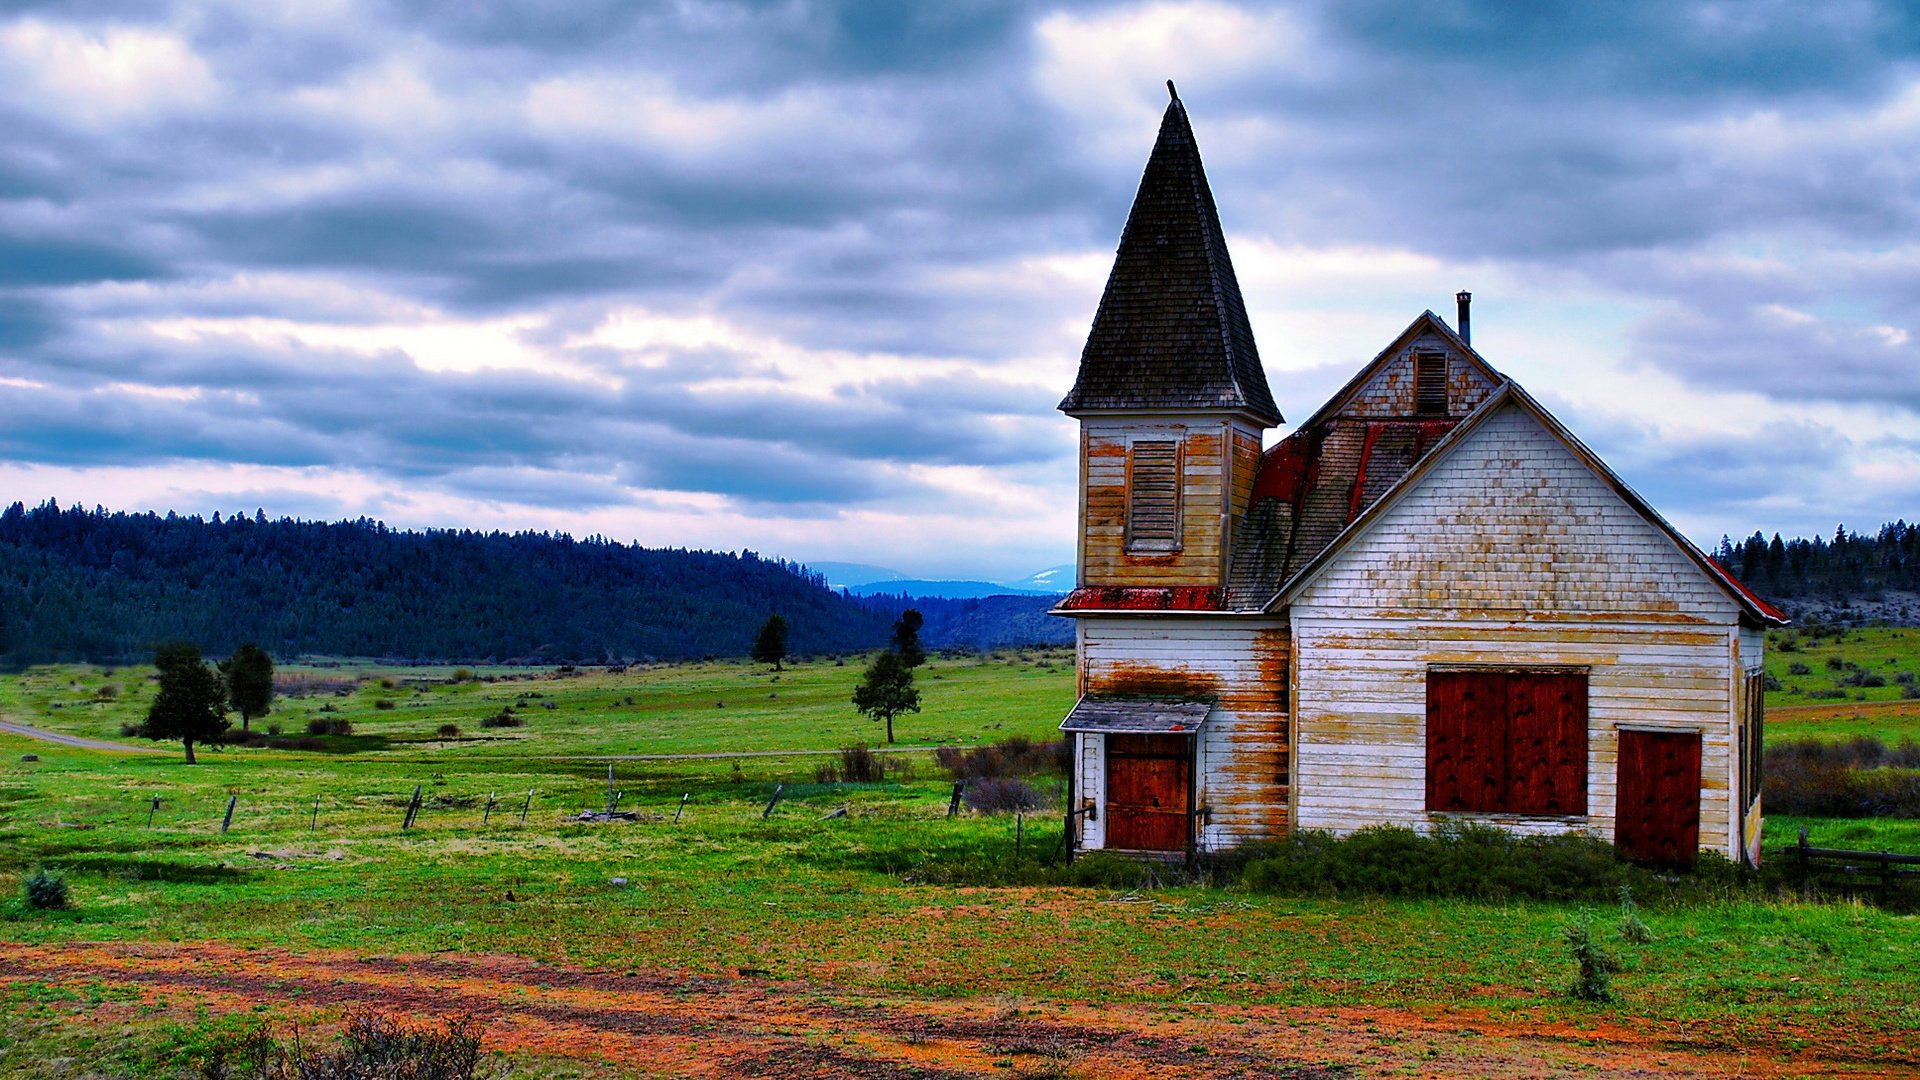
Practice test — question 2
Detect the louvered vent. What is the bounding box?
[1414,350,1448,416]
[1127,440,1182,551]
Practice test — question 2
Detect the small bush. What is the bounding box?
[1241,823,1661,902]
[120,721,144,737]
[1564,912,1621,1002]
[200,1010,484,1080]
[480,710,524,729]
[1765,737,1920,817]
[307,717,331,736]
[451,667,474,683]
[437,723,461,738]
[1788,662,1812,676]
[266,722,282,736]
[93,683,120,700]
[23,868,70,910]
[1826,656,1850,671]
[378,676,398,689]
[327,718,353,737]
[964,777,1047,814]
[936,736,1072,780]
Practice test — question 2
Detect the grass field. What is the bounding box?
[2,647,1918,1077]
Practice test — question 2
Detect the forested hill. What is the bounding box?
[1716,522,1920,610]
[0,501,895,666]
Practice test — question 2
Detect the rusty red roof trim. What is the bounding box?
[1710,560,1790,623]
[1059,585,1226,611]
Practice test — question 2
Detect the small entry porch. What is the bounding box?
[1061,698,1213,859]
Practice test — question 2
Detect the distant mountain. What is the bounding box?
[804,561,908,590]
[844,578,1057,600]
[1003,564,1075,593]
[857,593,1073,649]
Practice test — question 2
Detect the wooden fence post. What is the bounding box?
[219,795,237,835]
[1016,813,1023,858]
[147,795,160,828]
[606,764,616,816]
[674,793,689,824]
[483,791,497,826]
[947,780,966,818]
[403,784,423,830]
[762,784,785,820]
[520,790,534,825]
[309,796,320,830]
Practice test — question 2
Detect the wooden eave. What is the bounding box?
[1285,310,1507,436]
[1265,380,1790,628]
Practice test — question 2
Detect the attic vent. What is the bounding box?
[1414,350,1447,416]
[1127,440,1182,552]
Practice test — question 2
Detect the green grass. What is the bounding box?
[1763,625,1920,709]
[3,648,1919,1074]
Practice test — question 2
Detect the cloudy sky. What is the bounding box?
[4,1,1920,581]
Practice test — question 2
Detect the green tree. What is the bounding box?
[751,613,789,671]
[852,649,920,744]
[890,608,926,669]
[142,642,229,764]
[220,642,274,732]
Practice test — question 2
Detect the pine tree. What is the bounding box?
[751,614,789,671]
[220,642,274,732]
[890,609,926,669]
[143,643,229,764]
[852,649,920,744]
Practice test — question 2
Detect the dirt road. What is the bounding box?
[0,718,160,752]
[2,942,1908,1078]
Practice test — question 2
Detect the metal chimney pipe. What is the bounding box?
[1456,291,1472,345]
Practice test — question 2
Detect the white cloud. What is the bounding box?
[0,18,217,127]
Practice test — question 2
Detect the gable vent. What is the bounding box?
[1127,440,1182,551]
[1414,350,1447,416]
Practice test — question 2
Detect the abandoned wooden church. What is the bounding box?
[1055,87,1787,867]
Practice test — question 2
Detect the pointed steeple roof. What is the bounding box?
[1059,83,1280,424]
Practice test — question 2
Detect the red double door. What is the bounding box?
[1105,734,1192,853]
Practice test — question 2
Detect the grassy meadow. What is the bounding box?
[1,643,1917,1076]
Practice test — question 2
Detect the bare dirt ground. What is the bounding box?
[3,942,1913,1078]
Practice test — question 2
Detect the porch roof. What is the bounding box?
[1058,697,1212,734]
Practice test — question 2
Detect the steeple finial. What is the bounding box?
[1167,79,1179,103]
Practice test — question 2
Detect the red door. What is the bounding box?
[1616,730,1701,867]
[1105,734,1192,852]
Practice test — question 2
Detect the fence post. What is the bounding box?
[483,791,497,826]
[947,780,966,818]
[1796,825,1810,885]
[219,795,237,835]
[674,793,689,824]
[520,790,534,825]
[310,796,320,830]
[403,784,423,830]
[762,784,785,820]
[1015,812,1023,859]
[606,764,616,816]
[147,795,160,828]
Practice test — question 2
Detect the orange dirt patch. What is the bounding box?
[1771,700,1920,724]
[2,941,1912,1078]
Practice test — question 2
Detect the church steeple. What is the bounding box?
[1059,82,1280,426]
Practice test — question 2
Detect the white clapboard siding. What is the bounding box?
[1289,403,1746,858]
[1077,616,1290,852]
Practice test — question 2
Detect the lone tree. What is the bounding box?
[751,613,789,671]
[220,642,274,732]
[890,609,926,669]
[143,642,229,764]
[852,649,920,744]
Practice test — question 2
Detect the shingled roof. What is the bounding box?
[1058,85,1280,425]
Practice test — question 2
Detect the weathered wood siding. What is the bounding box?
[1076,616,1290,852]
[1342,329,1498,420]
[1288,403,1747,857]
[1079,416,1265,587]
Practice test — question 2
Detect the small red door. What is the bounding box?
[1616,730,1702,867]
[1105,734,1192,852]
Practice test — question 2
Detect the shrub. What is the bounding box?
[307,717,330,736]
[266,722,282,736]
[1563,912,1620,1002]
[94,683,120,700]
[451,667,474,683]
[1826,656,1850,671]
[120,721,144,737]
[1788,662,1812,676]
[963,777,1047,814]
[23,869,69,910]
[374,698,397,710]
[437,723,461,738]
[200,1010,484,1080]
[1240,823,1653,902]
[1764,737,1920,817]
[327,718,353,737]
[840,742,881,783]
[480,710,524,729]
[936,736,1072,780]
